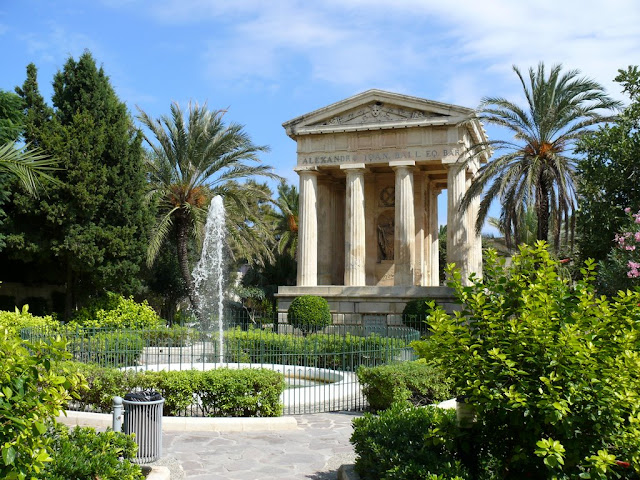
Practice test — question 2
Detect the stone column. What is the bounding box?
[296,168,319,286]
[390,160,416,286]
[467,161,483,279]
[317,178,335,285]
[447,164,470,283]
[414,172,426,286]
[341,164,366,286]
[429,185,441,286]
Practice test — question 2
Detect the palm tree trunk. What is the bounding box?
[176,214,199,313]
[537,177,550,243]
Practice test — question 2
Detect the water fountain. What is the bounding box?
[192,195,226,363]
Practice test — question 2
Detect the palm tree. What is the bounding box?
[272,180,299,258]
[0,141,58,196]
[461,63,621,247]
[138,101,279,310]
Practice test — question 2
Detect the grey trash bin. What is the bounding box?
[123,391,164,464]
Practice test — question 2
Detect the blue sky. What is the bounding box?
[2,0,639,232]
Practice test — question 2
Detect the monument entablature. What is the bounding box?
[277,89,488,324]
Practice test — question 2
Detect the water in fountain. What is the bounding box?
[192,195,226,363]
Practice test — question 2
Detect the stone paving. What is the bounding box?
[154,412,361,480]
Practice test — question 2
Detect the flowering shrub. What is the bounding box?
[598,208,640,295]
[615,207,640,278]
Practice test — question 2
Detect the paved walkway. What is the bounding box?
[152,412,361,480]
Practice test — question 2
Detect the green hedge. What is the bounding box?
[351,403,469,480]
[223,327,408,370]
[65,362,285,417]
[69,331,145,367]
[357,360,453,412]
[40,424,143,480]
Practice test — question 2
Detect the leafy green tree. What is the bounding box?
[138,101,278,310]
[0,90,24,144]
[461,63,620,248]
[576,66,640,269]
[272,180,299,258]
[0,88,59,250]
[4,53,151,317]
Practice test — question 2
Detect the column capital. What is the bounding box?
[294,166,320,175]
[340,163,367,171]
[389,160,416,169]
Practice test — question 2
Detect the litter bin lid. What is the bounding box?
[124,391,163,402]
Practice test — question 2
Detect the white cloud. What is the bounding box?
[20,22,98,65]
[117,0,640,105]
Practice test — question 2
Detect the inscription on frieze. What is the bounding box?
[298,146,462,166]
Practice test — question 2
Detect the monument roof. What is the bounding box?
[283,89,487,146]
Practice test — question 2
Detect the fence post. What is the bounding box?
[112,396,123,432]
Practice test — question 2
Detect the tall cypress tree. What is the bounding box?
[6,52,150,317]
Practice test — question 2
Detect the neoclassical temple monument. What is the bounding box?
[277,90,488,323]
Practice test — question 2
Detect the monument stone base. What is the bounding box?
[276,286,459,326]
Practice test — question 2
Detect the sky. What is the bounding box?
[2,0,639,232]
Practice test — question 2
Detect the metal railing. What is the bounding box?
[22,312,422,415]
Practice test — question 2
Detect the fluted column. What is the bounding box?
[467,161,483,279]
[391,160,415,286]
[296,168,319,286]
[341,164,366,286]
[447,164,470,283]
[428,182,441,286]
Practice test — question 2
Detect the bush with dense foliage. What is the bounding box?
[402,298,438,332]
[0,330,86,480]
[596,207,640,295]
[224,327,408,370]
[0,305,59,336]
[351,403,470,480]
[39,424,143,480]
[357,360,453,412]
[68,292,163,330]
[287,295,331,334]
[64,362,285,417]
[413,243,640,479]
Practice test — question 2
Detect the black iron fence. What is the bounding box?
[22,314,421,414]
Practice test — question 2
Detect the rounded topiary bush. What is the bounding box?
[402,298,436,332]
[287,295,331,334]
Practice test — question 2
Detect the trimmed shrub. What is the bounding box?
[40,424,143,480]
[64,362,285,417]
[70,331,145,367]
[351,403,469,480]
[357,359,453,412]
[402,298,436,332]
[223,327,408,370]
[287,295,331,334]
[69,292,163,330]
[61,362,138,412]
[141,325,202,347]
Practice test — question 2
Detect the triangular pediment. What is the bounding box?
[283,89,476,137]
